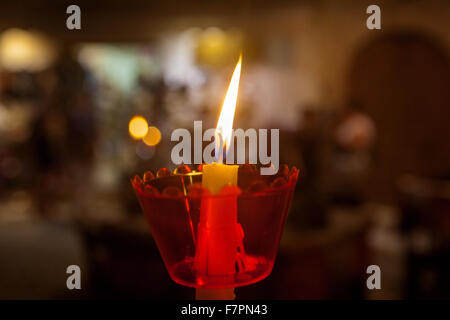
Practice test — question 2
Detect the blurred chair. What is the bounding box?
[398,175,450,298]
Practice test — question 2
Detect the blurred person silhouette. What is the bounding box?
[290,105,327,228]
[31,48,96,217]
[330,99,376,206]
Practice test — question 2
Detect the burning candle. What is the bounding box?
[195,55,242,300]
[132,52,299,298]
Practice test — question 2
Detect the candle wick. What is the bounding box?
[215,130,225,164]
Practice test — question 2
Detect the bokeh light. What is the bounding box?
[196,27,242,67]
[0,28,55,72]
[142,126,162,146]
[128,115,148,139]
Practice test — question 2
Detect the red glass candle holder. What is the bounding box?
[131,164,299,289]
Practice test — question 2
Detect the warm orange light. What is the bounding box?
[215,54,242,161]
[0,28,55,72]
[142,126,162,146]
[129,115,148,139]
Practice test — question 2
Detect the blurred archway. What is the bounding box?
[347,31,450,201]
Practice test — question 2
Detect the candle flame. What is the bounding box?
[215,54,242,162]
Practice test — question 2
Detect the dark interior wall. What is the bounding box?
[0,0,289,42]
[348,32,450,200]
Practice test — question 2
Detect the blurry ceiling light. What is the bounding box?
[160,30,205,89]
[142,126,162,146]
[0,28,55,72]
[197,27,242,67]
[77,44,139,94]
[77,44,103,70]
[202,27,226,49]
[129,115,148,139]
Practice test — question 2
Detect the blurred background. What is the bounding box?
[0,0,449,299]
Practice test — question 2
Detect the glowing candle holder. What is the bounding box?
[131,164,298,289]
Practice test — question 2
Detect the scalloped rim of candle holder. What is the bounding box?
[131,165,299,200]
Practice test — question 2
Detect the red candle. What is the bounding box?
[194,55,242,300]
